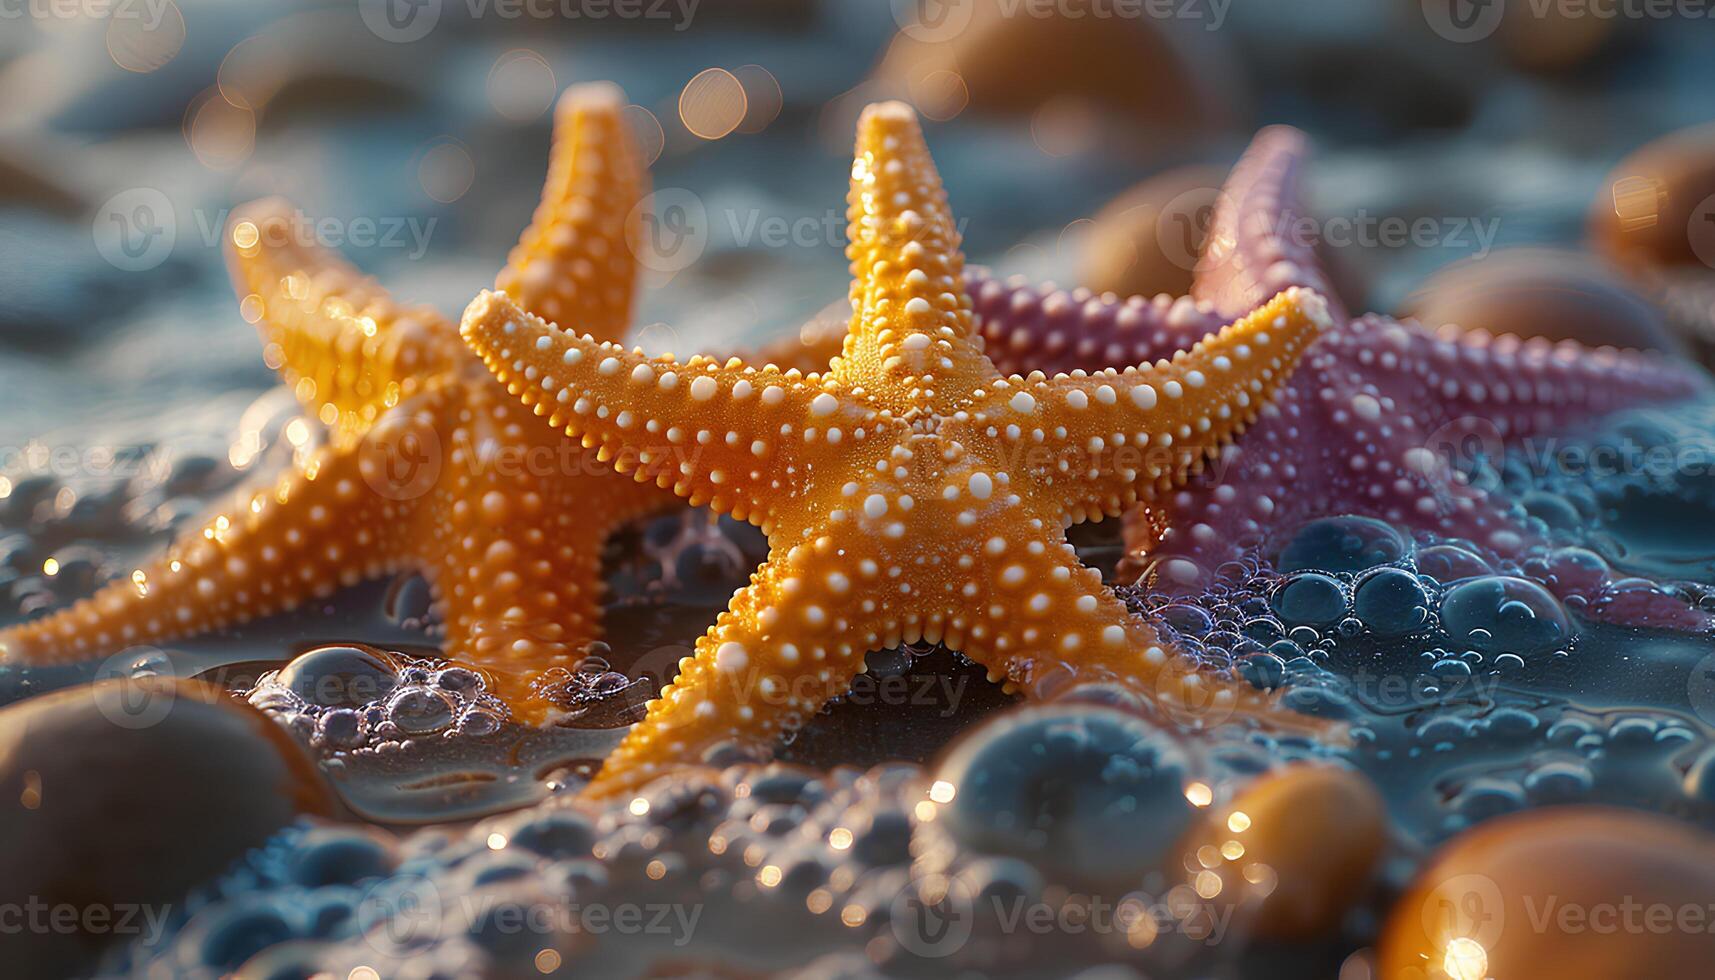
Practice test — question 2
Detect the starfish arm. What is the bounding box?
[460,289,853,529]
[1390,316,1709,439]
[227,198,467,448]
[493,81,645,341]
[933,528,1323,736]
[1018,287,1334,523]
[833,102,999,414]
[585,538,887,799]
[414,385,671,721]
[1193,125,1347,322]
[970,269,1229,375]
[0,401,446,665]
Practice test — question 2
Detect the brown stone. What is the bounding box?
[1178,765,1386,940]
[1379,806,1715,980]
[0,677,338,975]
[1082,166,1226,300]
[1590,123,1715,273]
[1399,248,1684,354]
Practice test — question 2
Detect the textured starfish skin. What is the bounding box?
[0,84,674,720]
[1194,126,1348,325]
[963,128,1711,629]
[462,102,1335,798]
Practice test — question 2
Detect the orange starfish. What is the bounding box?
[0,83,669,722]
[460,102,1334,798]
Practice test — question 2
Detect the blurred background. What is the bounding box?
[5,0,1715,463]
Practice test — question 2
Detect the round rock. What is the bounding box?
[0,677,338,976]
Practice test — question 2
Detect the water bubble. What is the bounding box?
[1353,568,1431,635]
[1440,576,1572,657]
[1521,491,1582,531]
[934,706,1194,886]
[315,708,364,749]
[1277,515,1410,574]
[1272,572,1346,626]
[274,644,401,709]
[1524,760,1594,804]
[387,687,457,735]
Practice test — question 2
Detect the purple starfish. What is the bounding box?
[965,127,1711,630]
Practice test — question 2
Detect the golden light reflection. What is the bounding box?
[487,832,508,850]
[488,49,557,123]
[679,68,747,140]
[1193,870,1223,899]
[232,221,260,251]
[1611,174,1664,231]
[1441,937,1489,980]
[929,779,956,803]
[184,89,256,171]
[1185,782,1214,807]
[646,859,667,880]
[20,770,41,810]
[734,64,782,134]
[1125,906,1158,949]
[911,70,968,122]
[418,138,476,204]
[758,865,782,887]
[107,0,185,74]
[628,796,651,816]
[624,104,666,166]
[285,418,312,447]
[1227,811,1252,833]
[42,558,59,577]
[828,827,853,850]
[534,948,562,974]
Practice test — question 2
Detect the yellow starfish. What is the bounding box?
[461,101,1334,798]
[0,83,669,722]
